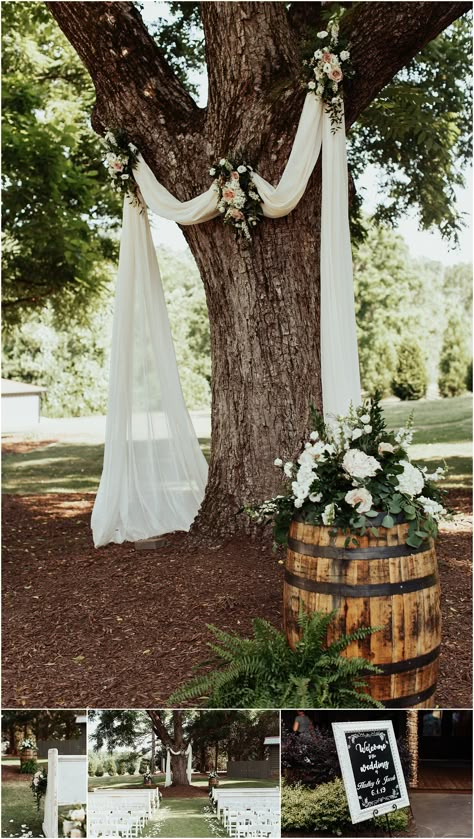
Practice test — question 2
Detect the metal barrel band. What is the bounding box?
[287,536,429,560]
[361,645,440,676]
[293,511,408,526]
[381,683,437,708]
[284,569,438,598]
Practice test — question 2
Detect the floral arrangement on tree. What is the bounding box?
[62,805,86,838]
[210,158,263,240]
[208,770,219,778]
[103,130,141,205]
[245,396,448,548]
[31,768,47,811]
[19,738,36,751]
[143,769,153,784]
[302,15,353,131]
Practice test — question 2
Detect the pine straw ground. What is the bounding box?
[2,487,471,709]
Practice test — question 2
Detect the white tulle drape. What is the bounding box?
[164,745,192,787]
[91,93,361,547]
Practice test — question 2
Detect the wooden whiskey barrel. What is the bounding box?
[283,515,441,707]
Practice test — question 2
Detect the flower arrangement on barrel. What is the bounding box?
[246,395,447,546]
[170,396,446,710]
[62,805,86,838]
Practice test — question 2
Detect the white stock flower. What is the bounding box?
[283,461,294,477]
[378,442,395,455]
[340,49,350,61]
[396,461,425,496]
[316,84,325,95]
[345,488,373,513]
[309,492,322,503]
[273,458,283,467]
[343,449,381,480]
[419,496,446,521]
[317,30,328,38]
[322,503,336,525]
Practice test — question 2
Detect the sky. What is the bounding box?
[143,2,472,267]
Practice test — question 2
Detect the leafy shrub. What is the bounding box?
[116,760,127,776]
[139,758,150,775]
[94,763,104,777]
[281,778,409,833]
[169,610,383,708]
[127,760,137,776]
[392,339,428,400]
[103,757,117,776]
[281,725,339,786]
[19,759,37,774]
[88,754,98,776]
[466,359,473,392]
[438,317,470,397]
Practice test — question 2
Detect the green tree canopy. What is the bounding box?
[1,0,121,325]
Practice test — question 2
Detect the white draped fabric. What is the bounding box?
[91,93,361,547]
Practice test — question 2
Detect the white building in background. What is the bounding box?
[1,378,47,432]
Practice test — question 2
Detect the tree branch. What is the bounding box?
[146,710,175,749]
[46,1,203,189]
[344,1,472,128]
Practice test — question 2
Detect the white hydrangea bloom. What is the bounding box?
[396,461,425,496]
[418,496,446,521]
[322,502,336,525]
[283,461,294,478]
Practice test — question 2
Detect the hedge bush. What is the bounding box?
[103,757,117,776]
[438,317,470,397]
[281,778,409,834]
[392,339,428,400]
[281,726,339,787]
[94,763,104,777]
[127,760,137,776]
[116,760,127,776]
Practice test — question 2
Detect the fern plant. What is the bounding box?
[169,610,383,708]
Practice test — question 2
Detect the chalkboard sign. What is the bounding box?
[332,720,410,824]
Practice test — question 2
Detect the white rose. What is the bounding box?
[308,81,316,89]
[322,502,336,525]
[237,165,246,174]
[294,498,304,508]
[283,461,294,478]
[345,488,373,514]
[340,49,350,61]
[310,431,319,441]
[343,449,381,480]
[351,428,363,441]
[309,492,322,503]
[378,442,394,455]
[363,425,372,434]
[317,30,328,38]
[273,458,283,467]
[396,461,425,497]
[359,414,370,423]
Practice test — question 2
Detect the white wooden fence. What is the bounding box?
[42,749,88,838]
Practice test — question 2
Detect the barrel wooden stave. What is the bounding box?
[283,518,441,708]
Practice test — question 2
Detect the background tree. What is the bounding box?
[438,315,470,397]
[1,710,82,755]
[1,1,121,326]
[392,339,428,401]
[37,2,473,537]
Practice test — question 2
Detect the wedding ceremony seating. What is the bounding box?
[89,788,160,838]
[211,787,280,838]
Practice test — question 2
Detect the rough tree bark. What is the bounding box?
[146,709,190,786]
[47,1,470,539]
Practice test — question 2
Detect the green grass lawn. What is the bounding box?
[2,395,471,494]
[1,779,44,838]
[89,773,277,791]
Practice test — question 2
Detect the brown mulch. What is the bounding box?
[1,763,34,782]
[161,784,209,798]
[1,490,471,709]
[1,439,58,455]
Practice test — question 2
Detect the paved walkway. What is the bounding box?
[411,792,473,837]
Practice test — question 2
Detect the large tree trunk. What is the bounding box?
[170,751,189,786]
[47,1,470,541]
